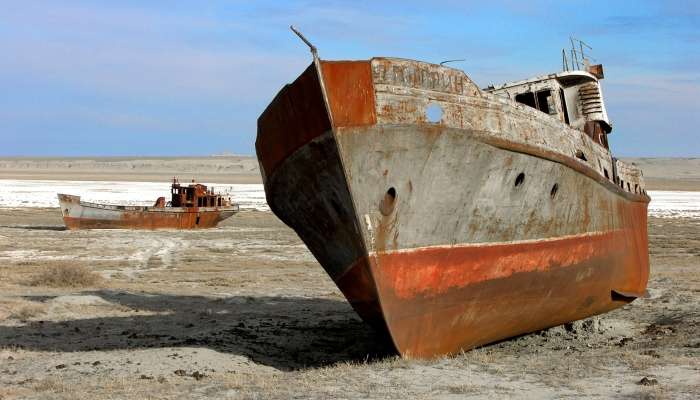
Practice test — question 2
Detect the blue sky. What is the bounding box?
[2,1,698,157]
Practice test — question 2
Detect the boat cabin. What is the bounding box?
[168,179,231,208]
[486,63,612,150]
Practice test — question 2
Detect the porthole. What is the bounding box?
[550,184,559,199]
[514,173,525,187]
[379,187,397,216]
[426,103,443,123]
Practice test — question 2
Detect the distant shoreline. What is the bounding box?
[0,155,255,160]
[636,178,700,192]
[1,156,699,190]
[621,157,700,191]
[0,156,262,184]
[0,172,262,184]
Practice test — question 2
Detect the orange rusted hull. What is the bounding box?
[58,193,238,230]
[337,206,648,357]
[61,211,230,230]
[256,58,650,357]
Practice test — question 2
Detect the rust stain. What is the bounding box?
[376,230,623,300]
[367,201,649,357]
[377,252,623,358]
[321,61,377,128]
[256,63,332,179]
[62,212,225,230]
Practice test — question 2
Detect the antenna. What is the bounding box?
[439,59,466,66]
[578,38,592,68]
[569,37,579,69]
[289,25,333,124]
[568,36,594,70]
[290,25,318,57]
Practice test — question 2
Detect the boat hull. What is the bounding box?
[360,228,646,357]
[256,58,649,357]
[58,194,238,230]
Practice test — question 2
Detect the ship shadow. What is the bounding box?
[0,225,66,231]
[0,290,394,370]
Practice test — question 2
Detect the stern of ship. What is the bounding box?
[57,193,83,230]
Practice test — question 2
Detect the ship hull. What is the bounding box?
[355,228,646,357]
[257,58,649,357]
[58,194,237,230]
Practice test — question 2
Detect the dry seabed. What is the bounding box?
[0,209,698,399]
[2,179,700,217]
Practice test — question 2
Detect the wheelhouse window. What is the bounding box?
[516,90,554,116]
[536,90,552,114]
[515,92,536,108]
[559,89,570,125]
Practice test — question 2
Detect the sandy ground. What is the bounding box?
[0,208,698,399]
[2,157,700,190]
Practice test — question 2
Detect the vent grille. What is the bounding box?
[579,83,603,115]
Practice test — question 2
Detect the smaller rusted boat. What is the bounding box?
[57,179,239,230]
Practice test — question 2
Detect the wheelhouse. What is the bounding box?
[485,66,612,150]
[169,179,231,208]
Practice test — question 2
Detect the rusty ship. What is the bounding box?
[256,31,650,358]
[58,179,239,229]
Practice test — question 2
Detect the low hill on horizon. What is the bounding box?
[0,155,261,184]
[622,157,700,191]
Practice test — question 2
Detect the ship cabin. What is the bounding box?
[485,64,611,150]
[168,179,230,208]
